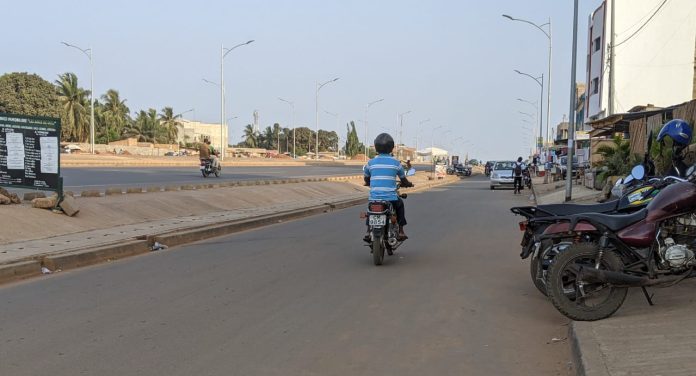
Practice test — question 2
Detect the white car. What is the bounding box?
[490,161,517,190]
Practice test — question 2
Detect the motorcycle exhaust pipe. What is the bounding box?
[570,265,688,287]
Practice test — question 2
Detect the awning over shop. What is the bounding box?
[587,107,667,138]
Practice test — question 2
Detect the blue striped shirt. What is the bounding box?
[363,154,405,201]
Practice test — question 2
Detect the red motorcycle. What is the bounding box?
[542,165,696,321]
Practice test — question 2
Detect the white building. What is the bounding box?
[176,119,228,150]
[585,0,696,122]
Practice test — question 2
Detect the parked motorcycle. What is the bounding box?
[512,165,666,295]
[200,158,221,178]
[542,166,696,321]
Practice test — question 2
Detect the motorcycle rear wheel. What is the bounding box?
[546,243,627,321]
[372,234,384,266]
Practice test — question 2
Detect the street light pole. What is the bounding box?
[315,78,339,160]
[62,41,94,154]
[364,98,384,161]
[324,110,339,157]
[398,110,411,160]
[565,0,579,202]
[503,14,552,161]
[220,40,254,161]
[416,118,430,161]
[514,70,544,157]
[278,98,295,158]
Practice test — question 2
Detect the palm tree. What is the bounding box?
[131,109,161,143]
[596,135,636,184]
[262,126,274,150]
[101,89,130,142]
[158,107,182,144]
[55,72,90,142]
[243,124,258,148]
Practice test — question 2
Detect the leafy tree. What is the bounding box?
[345,121,364,157]
[55,72,91,142]
[243,124,258,148]
[159,107,182,144]
[101,89,130,142]
[596,135,638,184]
[318,130,338,152]
[131,108,162,143]
[0,72,60,118]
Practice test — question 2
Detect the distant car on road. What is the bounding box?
[490,161,517,190]
[455,163,471,176]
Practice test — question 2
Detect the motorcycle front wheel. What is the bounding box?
[372,234,384,266]
[201,170,209,178]
[546,243,627,321]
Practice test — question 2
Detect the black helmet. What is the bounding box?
[374,133,395,154]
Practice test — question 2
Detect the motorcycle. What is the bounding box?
[511,164,673,296]
[200,156,221,178]
[363,169,415,266]
[523,167,532,189]
[542,166,696,321]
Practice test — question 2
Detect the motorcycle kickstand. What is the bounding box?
[641,286,655,306]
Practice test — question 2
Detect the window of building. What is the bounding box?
[594,37,601,52]
[592,77,599,94]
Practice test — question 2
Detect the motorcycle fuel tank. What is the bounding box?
[617,182,696,247]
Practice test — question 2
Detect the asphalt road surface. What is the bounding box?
[0,176,572,375]
[61,165,363,191]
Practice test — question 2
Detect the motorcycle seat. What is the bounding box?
[537,200,618,216]
[572,208,648,232]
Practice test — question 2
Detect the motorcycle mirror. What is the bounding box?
[407,168,416,176]
[631,165,646,180]
[623,175,634,185]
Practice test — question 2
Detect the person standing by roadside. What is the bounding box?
[513,157,524,194]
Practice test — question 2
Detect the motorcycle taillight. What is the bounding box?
[519,221,527,232]
[369,203,386,212]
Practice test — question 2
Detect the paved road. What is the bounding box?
[60,165,363,190]
[0,176,572,375]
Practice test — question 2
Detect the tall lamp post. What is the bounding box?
[398,110,411,160]
[514,70,544,157]
[62,41,94,154]
[220,40,254,161]
[503,14,552,156]
[565,0,579,201]
[364,98,384,161]
[278,97,295,158]
[416,118,430,160]
[315,78,339,160]
[324,110,339,157]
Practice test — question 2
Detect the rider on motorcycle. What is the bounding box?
[363,133,413,241]
[198,138,220,170]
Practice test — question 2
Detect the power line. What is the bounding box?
[614,0,670,48]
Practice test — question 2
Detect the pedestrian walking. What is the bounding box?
[513,157,524,194]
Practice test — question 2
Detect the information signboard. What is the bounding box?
[0,113,62,192]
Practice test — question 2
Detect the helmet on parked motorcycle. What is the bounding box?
[374,133,395,154]
[657,119,692,146]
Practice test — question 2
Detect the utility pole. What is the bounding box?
[608,0,616,115]
[565,0,579,202]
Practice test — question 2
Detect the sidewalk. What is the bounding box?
[533,176,696,376]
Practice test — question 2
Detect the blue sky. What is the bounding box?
[2,0,601,161]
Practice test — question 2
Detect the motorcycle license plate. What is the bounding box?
[369,215,387,226]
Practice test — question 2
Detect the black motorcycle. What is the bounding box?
[200,158,221,178]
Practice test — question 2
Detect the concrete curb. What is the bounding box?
[0,260,42,285]
[569,321,610,376]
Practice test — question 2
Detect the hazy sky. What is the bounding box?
[3,0,602,161]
